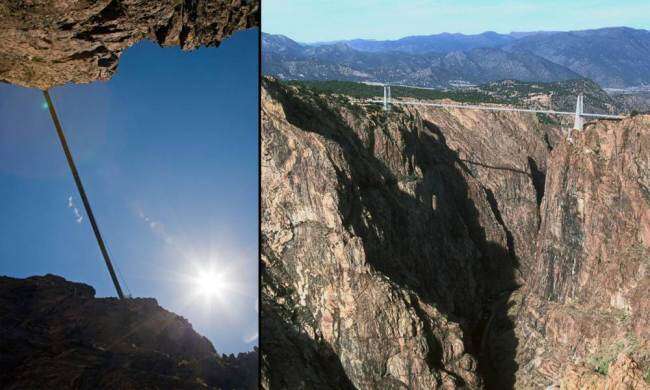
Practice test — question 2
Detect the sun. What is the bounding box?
[192,268,223,300]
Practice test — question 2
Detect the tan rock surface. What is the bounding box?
[514,115,650,388]
[0,0,259,89]
[561,354,648,390]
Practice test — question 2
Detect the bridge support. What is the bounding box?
[383,84,391,111]
[573,93,584,132]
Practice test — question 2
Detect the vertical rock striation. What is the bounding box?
[513,115,650,388]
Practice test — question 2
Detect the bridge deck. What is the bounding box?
[364,98,625,119]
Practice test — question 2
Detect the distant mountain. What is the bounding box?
[338,31,516,53]
[503,27,650,88]
[262,33,581,88]
[263,27,650,88]
[262,33,305,57]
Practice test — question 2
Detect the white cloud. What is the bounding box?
[244,331,258,343]
[68,196,83,224]
[137,209,174,245]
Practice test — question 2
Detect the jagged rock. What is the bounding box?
[0,0,259,89]
[0,274,258,389]
[560,354,648,390]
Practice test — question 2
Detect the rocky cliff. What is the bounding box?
[0,0,259,89]
[260,78,649,389]
[0,274,258,389]
[512,114,650,388]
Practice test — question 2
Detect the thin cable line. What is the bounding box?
[43,90,125,300]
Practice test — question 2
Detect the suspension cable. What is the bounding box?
[43,90,125,300]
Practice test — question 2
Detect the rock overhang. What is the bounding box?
[0,0,259,89]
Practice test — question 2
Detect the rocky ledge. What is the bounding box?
[0,274,258,389]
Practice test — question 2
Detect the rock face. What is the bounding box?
[560,354,648,390]
[0,274,258,389]
[512,115,650,388]
[0,0,259,89]
[260,78,649,389]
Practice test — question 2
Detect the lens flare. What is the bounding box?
[194,269,222,299]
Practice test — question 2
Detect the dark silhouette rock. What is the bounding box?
[0,274,258,389]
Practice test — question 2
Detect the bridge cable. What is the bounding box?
[43,90,126,300]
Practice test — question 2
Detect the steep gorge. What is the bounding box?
[260,78,649,389]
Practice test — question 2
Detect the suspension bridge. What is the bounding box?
[44,90,127,300]
[371,84,625,132]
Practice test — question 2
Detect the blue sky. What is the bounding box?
[0,28,258,354]
[263,0,650,42]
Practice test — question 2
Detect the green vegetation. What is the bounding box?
[589,354,614,375]
[536,113,559,125]
[401,173,419,183]
[278,77,624,114]
[586,334,644,376]
[284,80,502,104]
[587,339,626,375]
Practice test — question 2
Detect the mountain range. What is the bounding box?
[263,27,650,89]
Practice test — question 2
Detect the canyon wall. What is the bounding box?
[260,78,649,389]
[513,115,649,388]
[0,0,259,89]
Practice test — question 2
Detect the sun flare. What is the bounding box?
[192,268,223,300]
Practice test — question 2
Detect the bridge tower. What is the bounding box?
[573,93,584,131]
[383,84,391,111]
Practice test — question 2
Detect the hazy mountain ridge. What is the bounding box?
[340,31,516,53]
[503,27,650,88]
[263,27,650,88]
[263,33,581,88]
